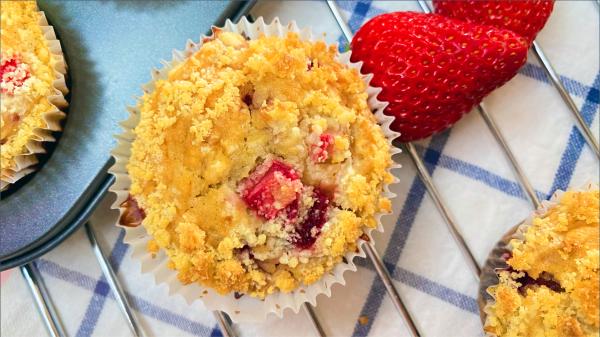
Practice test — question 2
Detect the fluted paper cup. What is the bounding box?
[1,6,68,191]
[478,182,599,335]
[109,17,401,322]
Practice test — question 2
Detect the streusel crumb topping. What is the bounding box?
[1,2,59,171]
[486,189,599,337]
[127,31,393,298]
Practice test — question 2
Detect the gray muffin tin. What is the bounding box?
[0,0,254,270]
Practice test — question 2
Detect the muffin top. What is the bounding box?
[485,189,599,337]
[0,2,62,172]
[125,31,393,298]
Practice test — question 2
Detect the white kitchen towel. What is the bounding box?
[2,1,598,336]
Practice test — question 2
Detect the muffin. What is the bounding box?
[483,188,599,337]
[121,29,394,299]
[0,1,68,190]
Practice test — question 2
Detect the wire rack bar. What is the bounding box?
[417,1,600,203]
[363,243,420,336]
[327,0,354,43]
[531,41,600,157]
[21,263,67,337]
[86,223,242,337]
[213,311,237,337]
[420,0,600,158]
[326,1,423,336]
[303,304,327,337]
[403,143,482,278]
[416,0,545,212]
[85,223,146,337]
[476,105,542,209]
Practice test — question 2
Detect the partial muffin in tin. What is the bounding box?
[1,1,68,190]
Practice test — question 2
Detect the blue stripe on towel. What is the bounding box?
[352,131,452,337]
[37,259,215,336]
[75,230,128,337]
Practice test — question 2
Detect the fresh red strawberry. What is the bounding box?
[433,0,554,44]
[238,158,303,220]
[351,12,528,141]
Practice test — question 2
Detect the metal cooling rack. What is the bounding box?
[20,1,600,336]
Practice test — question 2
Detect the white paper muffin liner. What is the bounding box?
[1,7,69,191]
[478,181,599,335]
[109,17,401,322]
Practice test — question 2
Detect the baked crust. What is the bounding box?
[485,190,599,337]
[0,2,61,173]
[127,31,393,298]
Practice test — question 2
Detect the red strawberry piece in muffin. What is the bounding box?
[238,158,303,221]
[238,158,332,249]
[1,54,31,95]
[290,188,331,249]
[309,133,334,163]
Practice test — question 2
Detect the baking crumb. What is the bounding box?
[358,316,369,325]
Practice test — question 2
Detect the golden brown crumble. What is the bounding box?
[127,31,393,298]
[1,2,60,173]
[485,189,599,337]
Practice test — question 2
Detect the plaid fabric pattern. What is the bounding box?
[1,1,598,336]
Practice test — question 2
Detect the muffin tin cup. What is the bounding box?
[1,8,69,191]
[109,16,401,322]
[478,182,599,335]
